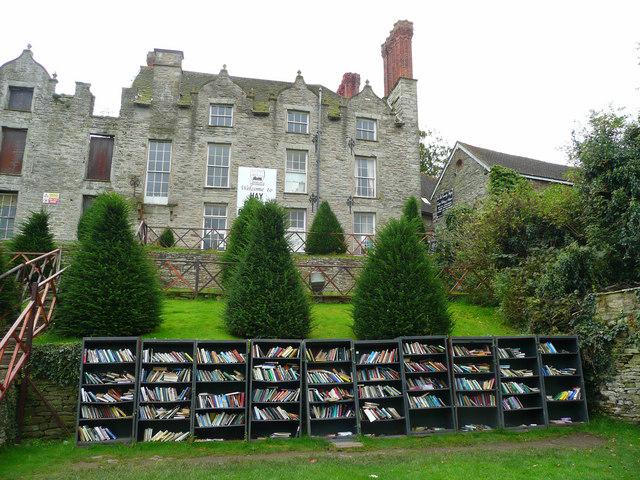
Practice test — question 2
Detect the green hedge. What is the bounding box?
[28,342,82,387]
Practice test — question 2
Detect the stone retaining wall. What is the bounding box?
[20,381,77,441]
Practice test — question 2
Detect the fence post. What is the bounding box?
[16,281,39,443]
[194,257,200,298]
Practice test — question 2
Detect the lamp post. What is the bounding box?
[346,195,354,214]
[309,193,319,212]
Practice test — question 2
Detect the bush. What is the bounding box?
[225,201,311,338]
[305,201,347,255]
[55,192,162,337]
[0,245,21,330]
[29,342,82,387]
[402,196,426,236]
[221,197,262,287]
[352,217,452,339]
[488,165,528,196]
[10,209,55,254]
[158,228,175,248]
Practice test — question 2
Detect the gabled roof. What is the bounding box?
[420,174,438,215]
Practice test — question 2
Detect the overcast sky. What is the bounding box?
[2,0,639,165]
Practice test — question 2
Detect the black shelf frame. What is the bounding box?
[450,337,501,431]
[136,339,195,442]
[248,339,303,440]
[76,337,140,446]
[193,340,249,440]
[354,339,406,436]
[303,339,360,437]
[399,336,455,435]
[537,335,589,426]
[495,336,547,429]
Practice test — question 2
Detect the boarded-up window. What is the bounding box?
[0,128,27,175]
[8,86,34,111]
[86,135,114,181]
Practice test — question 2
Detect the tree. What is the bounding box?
[488,165,528,196]
[305,201,347,254]
[401,196,426,236]
[55,192,162,337]
[10,209,55,254]
[225,201,311,338]
[158,228,175,248]
[352,217,452,339]
[419,129,451,176]
[0,245,20,331]
[220,197,262,287]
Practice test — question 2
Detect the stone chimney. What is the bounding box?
[146,49,184,69]
[381,20,413,97]
[337,72,361,98]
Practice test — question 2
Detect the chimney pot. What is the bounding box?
[337,72,361,99]
[381,20,414,96]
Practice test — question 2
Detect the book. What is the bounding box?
[78,425,117,442]
[197,369,244,382]
[454,377,495,391]
[500,367,534,378]
[497,347,526,359]
[252,406,299,421]
[252,345,299,359]
[542,365,577,376]
[404,360,447,373]
[252,388,300,403]
[406,377,447,391]
[142,349,193,363]
[197,348,246,364]
[310,404,355,419]
[305,347,350,362]
[196,412,245,427]
[80,405,128,419]
[139,405,190,420]
[356,367,400,382]
[452,345,491,357]
[501,382,539,394]
[452,363,491,374]
[83,371,135,385]
[142,367,191,383]
[143,428,190,442]
[408,394,446,409]
[538,342,571,354]
[402,342,445,355]
[80,388,134,403]
[358,384,402,399]
[252,364,300,382]
[306,369,352,384]
[460,424,492,432]
[308,387,353,402]
[83,348,134,364]
[360,402,402,422]
[139,386,191,402]
[357,349,398,364]
[197,392,245,408]
[501,396,524,410]
[547,388,581,401]
[456,393,496,407]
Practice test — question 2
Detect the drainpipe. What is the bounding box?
[316,87,322,205]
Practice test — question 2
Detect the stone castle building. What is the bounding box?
[0,21,420,250]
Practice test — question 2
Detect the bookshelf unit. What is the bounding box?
[450,337,501,432]
[496,336,546,429]
[136,340,195,442]
[248,339,303,440]
[76,337,140,445]
[194,340,249,441]
[400,336,455,434]
[537,335,588,426]
[304,339,359,437]
[354,339,406,436]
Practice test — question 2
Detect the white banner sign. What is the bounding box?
[42,192,60,205]
[236,166,277,212]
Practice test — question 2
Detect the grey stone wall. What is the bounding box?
[20,381,77,440]
[0,48,420,241]
[594,287,640,423]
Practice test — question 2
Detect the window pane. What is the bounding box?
[207,145,230,187]
[286,208,306,252]
[210,104,233,127]
[0,192,18,239]
[145,141,171,200]
[8,87,33,111]
[356,117,377,141]
[287,110,309,133]
[355,157,375,197]
[203,203,228,250]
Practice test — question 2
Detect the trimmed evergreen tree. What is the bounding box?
[402,196,427,236]
[0,245,21,331]
[305,201,347,254]
[220,197,262,287]
[225,201,311,338]
[10,209,55,254]
[352,217,452,339]
[55,192,162,337]
[158,228,175,248]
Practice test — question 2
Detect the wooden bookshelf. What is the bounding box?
[193,340,248,441]
[400,336,455,435]
[248,339,303,440]
[354,339,406,436]
[303,339,359,438]
[537,335,588,426]
[450,337,501,431]
[76,337,140,446]
[495,336,547,429]
[136,340,195,442]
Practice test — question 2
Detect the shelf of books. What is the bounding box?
[399,336,455,435]
[76,337,140,445]
[537,335,588,426]
[450,337,500,432]
[248,340,303,440]
[304,339,359,437]
[496,336,547,429]
[354,339,406,436]
[136,340,195,442]
[194,340,248,440]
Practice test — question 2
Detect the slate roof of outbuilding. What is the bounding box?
[420,174,438,215]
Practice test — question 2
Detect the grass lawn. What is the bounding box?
[0,417,638,479]
[36,295,514,343]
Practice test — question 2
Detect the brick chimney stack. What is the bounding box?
[337,73,361,98]
[381,20,413,97]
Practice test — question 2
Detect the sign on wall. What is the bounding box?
[236,167,277,212]
[42,193,60,205]
[436,189,454,219]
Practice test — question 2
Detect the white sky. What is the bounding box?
[2,0,639,165]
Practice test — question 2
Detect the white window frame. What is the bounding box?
[206,143,231,188]
[354,156,376,198]
[287,110,309,134]
[284,149,308,194]
[356,117,377,141]
[286,208,307,253]
[353,211,375,254]
[209,104,234,127]
[144,140,172,205]
[202,203,228,250]
[0,191,18,239]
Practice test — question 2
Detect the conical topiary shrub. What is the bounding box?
[305,201,347,254]
[55,192,162,337]
[402,196,427,236]
[10,209,55,254]
[158,228,175,248]
[225,201,311,338]
[220,197,262,287]
[0,245,21,331]
[352,216,452,339]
